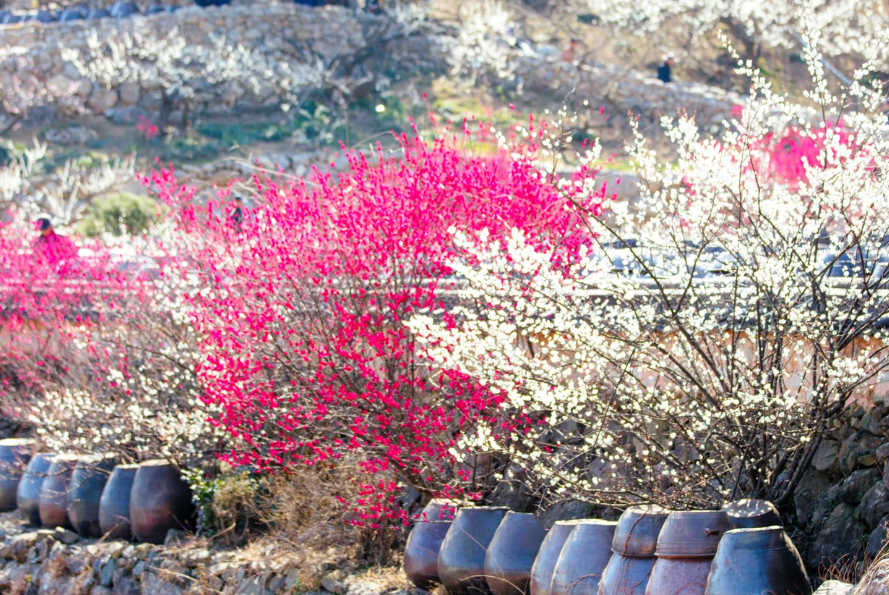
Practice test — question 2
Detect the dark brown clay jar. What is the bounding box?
[39,455,80,529]
[599,506,669,595]
[68,454,117,538]
[438,506,508,595]
[530,520,580,595]
[599,556,656,595]
[703,527,811,595]
[550,520,617,595]
[404,500,456,589]
[484,512,547,595]
[646,510,732,595]
[98,464,140,540]
[654,511,732,558]
[646,558,713,595]
[611,506,670,557]
[130,460,195,544]
[0,439,34,512]
[721,500,782,530]
[17,453,56,526]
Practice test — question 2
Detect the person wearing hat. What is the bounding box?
[32,217,77,272]
[657,55,674,83]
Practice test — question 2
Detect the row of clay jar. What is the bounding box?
[0,439,195,544]
[403,499,812,595]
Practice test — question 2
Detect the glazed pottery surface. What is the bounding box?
[39,455,80,530]
[99,464,140,540]
[612,506,670,557]
[645,558,713,595]
[438,506,508,595]
[404,500,456,590]
[68,454,117,538]
[599,554,656,595]
[530,521,580,595]
[550,520,617,595]
[17,453,56,526]
[703,527,811,595]
[484,512,547,595]
[130,459,196,544]
[0,439,34,512]
[720,500,782,530]
[655,511,732,558]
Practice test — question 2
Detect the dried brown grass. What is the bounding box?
[256,457,404,566]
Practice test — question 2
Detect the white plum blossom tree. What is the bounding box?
[62,28,264,133]
[409,25,889,510]
[450,0,521,87]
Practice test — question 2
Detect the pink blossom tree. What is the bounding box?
[148,116,608,525]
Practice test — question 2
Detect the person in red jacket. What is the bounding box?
[32,217,77,273]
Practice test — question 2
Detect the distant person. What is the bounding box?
[228,196,244,230]
[657,55,674,83]
[32,217,77,273]
[562,39,581,63]
[365,0,381,13]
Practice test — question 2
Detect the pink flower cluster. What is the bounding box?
[145,117,605,526]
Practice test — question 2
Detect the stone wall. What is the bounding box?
[795,402,889,572]
[0,511,413,595]
[0,2,438,121]
[0,2,741,130]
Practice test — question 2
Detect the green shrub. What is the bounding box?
[76,191,159,237]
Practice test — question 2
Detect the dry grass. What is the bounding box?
[823,539,889,592]
[254,458,404,566]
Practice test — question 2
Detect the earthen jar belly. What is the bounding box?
[438,506,508,595]
[17,453,56,526]
[129,459,196,544]
[484,511,547,595]
[644,510,732,595]
[98,463,140,540]
[530,520,580,595]
[404,500,456,590]
[550,520,617,595]
[39,454,80,530]
[67,454,117,538]
[0,439,34,512]
[600,505,669,595]
[704,526,811,595]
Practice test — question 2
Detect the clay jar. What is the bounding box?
[39,454,80,529]
[68,454,117,538]
[530,520,580,595]
[484,512,547,595]
[646,510,732,595]
[704,527,811,595]
[404,500,456,589]
[0,438,34,512]
[599,505,669,595]
[98,464,140,540]
[438,506,508,595]
[550,520,617,595]
[17,453,56,526]
[721,500,782,530]
[130,459,196,544]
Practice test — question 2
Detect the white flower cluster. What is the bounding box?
[28,264,229,465]
[0,142,134,229]
[410,30,889,508]
[450,0,520,87]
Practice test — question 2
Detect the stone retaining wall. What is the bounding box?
[0,511,413,595]
[1,2,438,121]
[0,2,741,130]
